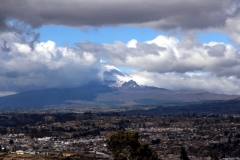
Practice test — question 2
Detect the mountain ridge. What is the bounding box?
[0,80,238,108]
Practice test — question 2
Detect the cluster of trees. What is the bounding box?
[107,131,185,160]
[106,131,224,160]
[107,131,159,160]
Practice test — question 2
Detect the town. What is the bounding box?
[0,112,239,159]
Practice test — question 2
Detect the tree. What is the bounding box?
[210,153,219,160]
[180,147,190,160]
[106,131,159,160]
[9,139,14,145]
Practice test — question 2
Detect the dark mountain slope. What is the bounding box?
[0,80,238,108]
[122,97,240,115]
[0,82,113,108]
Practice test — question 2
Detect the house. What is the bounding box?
[16,150,24,155]
[62,152,74,157]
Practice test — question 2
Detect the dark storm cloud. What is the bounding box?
[0,0,237,30]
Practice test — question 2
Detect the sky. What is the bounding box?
[1,0,240,96]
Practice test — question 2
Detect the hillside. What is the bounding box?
[0,80,238,108]
[122,97,240,115]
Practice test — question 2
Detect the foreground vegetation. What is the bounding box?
[107,131,159,160]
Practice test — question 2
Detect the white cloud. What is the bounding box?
[98,35,240,95]
[1,0,240,96]
[129,70,240,95]
[127,39,137,48]
[0,91,16,97]
[0,33,111,92]
[101,35,240,79]
[1,31,240,95]
[225,15,240,46]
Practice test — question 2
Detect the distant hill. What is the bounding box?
[122,97,240,115]
[0,82,113,108]
[0,80,238,108]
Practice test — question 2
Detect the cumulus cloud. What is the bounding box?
[1,0,240,96]
[1,40,11,52]
[0,32,126,92]
[0,20,41,51]
[1,31,240,95]
[207,44,226,57]
[128,70,240,95]
[224,15,240,46]
[50,34,240,94]
[97,36,240,79]
[0,0,238,30]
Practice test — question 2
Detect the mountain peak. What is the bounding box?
[104,80,124,88]
[104,80,140,88]
[121,80,140,88]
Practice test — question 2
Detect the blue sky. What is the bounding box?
[37,26,162,46]
[37,26,232,47]
[198,31,233,46]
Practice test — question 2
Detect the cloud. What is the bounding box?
[76,35,240,94]
[58,35,240,94]
[224,14,240,46]
[0,33,127,92]
[79,34,240,94]
[0,91,16,97]
[0,0,238,30]
[0,20,41,51]
[1,31,240,95]
[98,36,240,79]
[128,70,240,95]
[1,0,240,96]
[1,40,11,52]
[207,44,226,57]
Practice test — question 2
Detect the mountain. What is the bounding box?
[95,80,238,105]
[0,80,238,108]
[121,80,140,88]
[122,97,240,115]
[0,82,113,108]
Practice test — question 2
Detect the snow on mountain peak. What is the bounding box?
[104,80,124,87]
[110,80,125,87]
[121,80,140,88]
[104,80,141,88]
